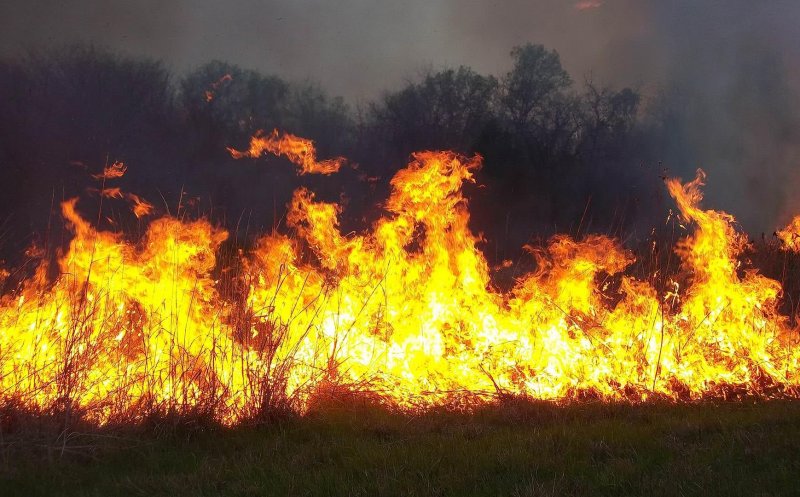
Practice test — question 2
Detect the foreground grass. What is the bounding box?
[2,400,800,496]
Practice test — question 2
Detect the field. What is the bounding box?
[3,400,800,496]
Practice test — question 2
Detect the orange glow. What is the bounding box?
[1,133,799,425]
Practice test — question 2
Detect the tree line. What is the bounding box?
[0,43,688,265]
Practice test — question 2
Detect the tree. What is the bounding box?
[284,81,353,156]
[181,60,289,155]
[368,66,498,156]
[581,82,641,159]
[0,45,179,259]
[500,44,571,133]
[22,45,176,166]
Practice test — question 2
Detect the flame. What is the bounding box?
[228,129,344,175]
[94,186,124,199]
[92,161,127,180]
[88,161,155,218]
[204,73,233,102]
[128,193,154,218]
[2,134,799,425]
[778,215,800,252]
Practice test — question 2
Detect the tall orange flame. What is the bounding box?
[1,134,798,425]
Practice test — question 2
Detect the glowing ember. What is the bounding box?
[1,133,799,425]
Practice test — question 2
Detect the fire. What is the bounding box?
[87,161,155,218]
[778,215,800,252]
[92,161,127,180]
[128,193,155,218]
[204,73,233,102]
[1,134,799,425]
[228,129,344,175]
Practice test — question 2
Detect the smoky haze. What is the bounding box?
[2,0,800,233]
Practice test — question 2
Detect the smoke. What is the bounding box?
[442,0,800,232]
[2,0,800,231]
[637,1,800,233]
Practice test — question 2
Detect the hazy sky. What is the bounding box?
[3,0,800,229]
[1,1,796,100]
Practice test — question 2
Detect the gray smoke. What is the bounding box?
[2,0,799,231]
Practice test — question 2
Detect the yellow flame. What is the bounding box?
[2,135,799,425]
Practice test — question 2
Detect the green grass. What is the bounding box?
[3,400,800,496]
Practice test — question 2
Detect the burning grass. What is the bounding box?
[1,131,800,430]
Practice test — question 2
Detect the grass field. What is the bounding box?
[2,400,800,496]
